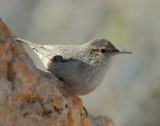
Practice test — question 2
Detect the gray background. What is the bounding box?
[0,0,160,126]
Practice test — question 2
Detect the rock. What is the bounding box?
[0,17,114,126]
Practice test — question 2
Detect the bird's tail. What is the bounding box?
[15,38,41,48]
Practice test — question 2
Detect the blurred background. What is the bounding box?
[0,0,160,126]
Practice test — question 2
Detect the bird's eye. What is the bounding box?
[100,48,106,53]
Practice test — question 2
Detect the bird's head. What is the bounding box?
[82,38,132,66]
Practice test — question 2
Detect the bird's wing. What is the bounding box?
[15,38,79,63]
[41,45,79,61]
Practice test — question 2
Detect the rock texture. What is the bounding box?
[0,17,114,126]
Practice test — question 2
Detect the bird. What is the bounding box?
[15,38,132,95]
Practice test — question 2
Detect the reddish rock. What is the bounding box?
[0,17,115,126]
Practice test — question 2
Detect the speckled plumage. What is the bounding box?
[15,38,132,95]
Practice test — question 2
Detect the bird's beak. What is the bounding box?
[116,50,132,54]
[113,49,132,54]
